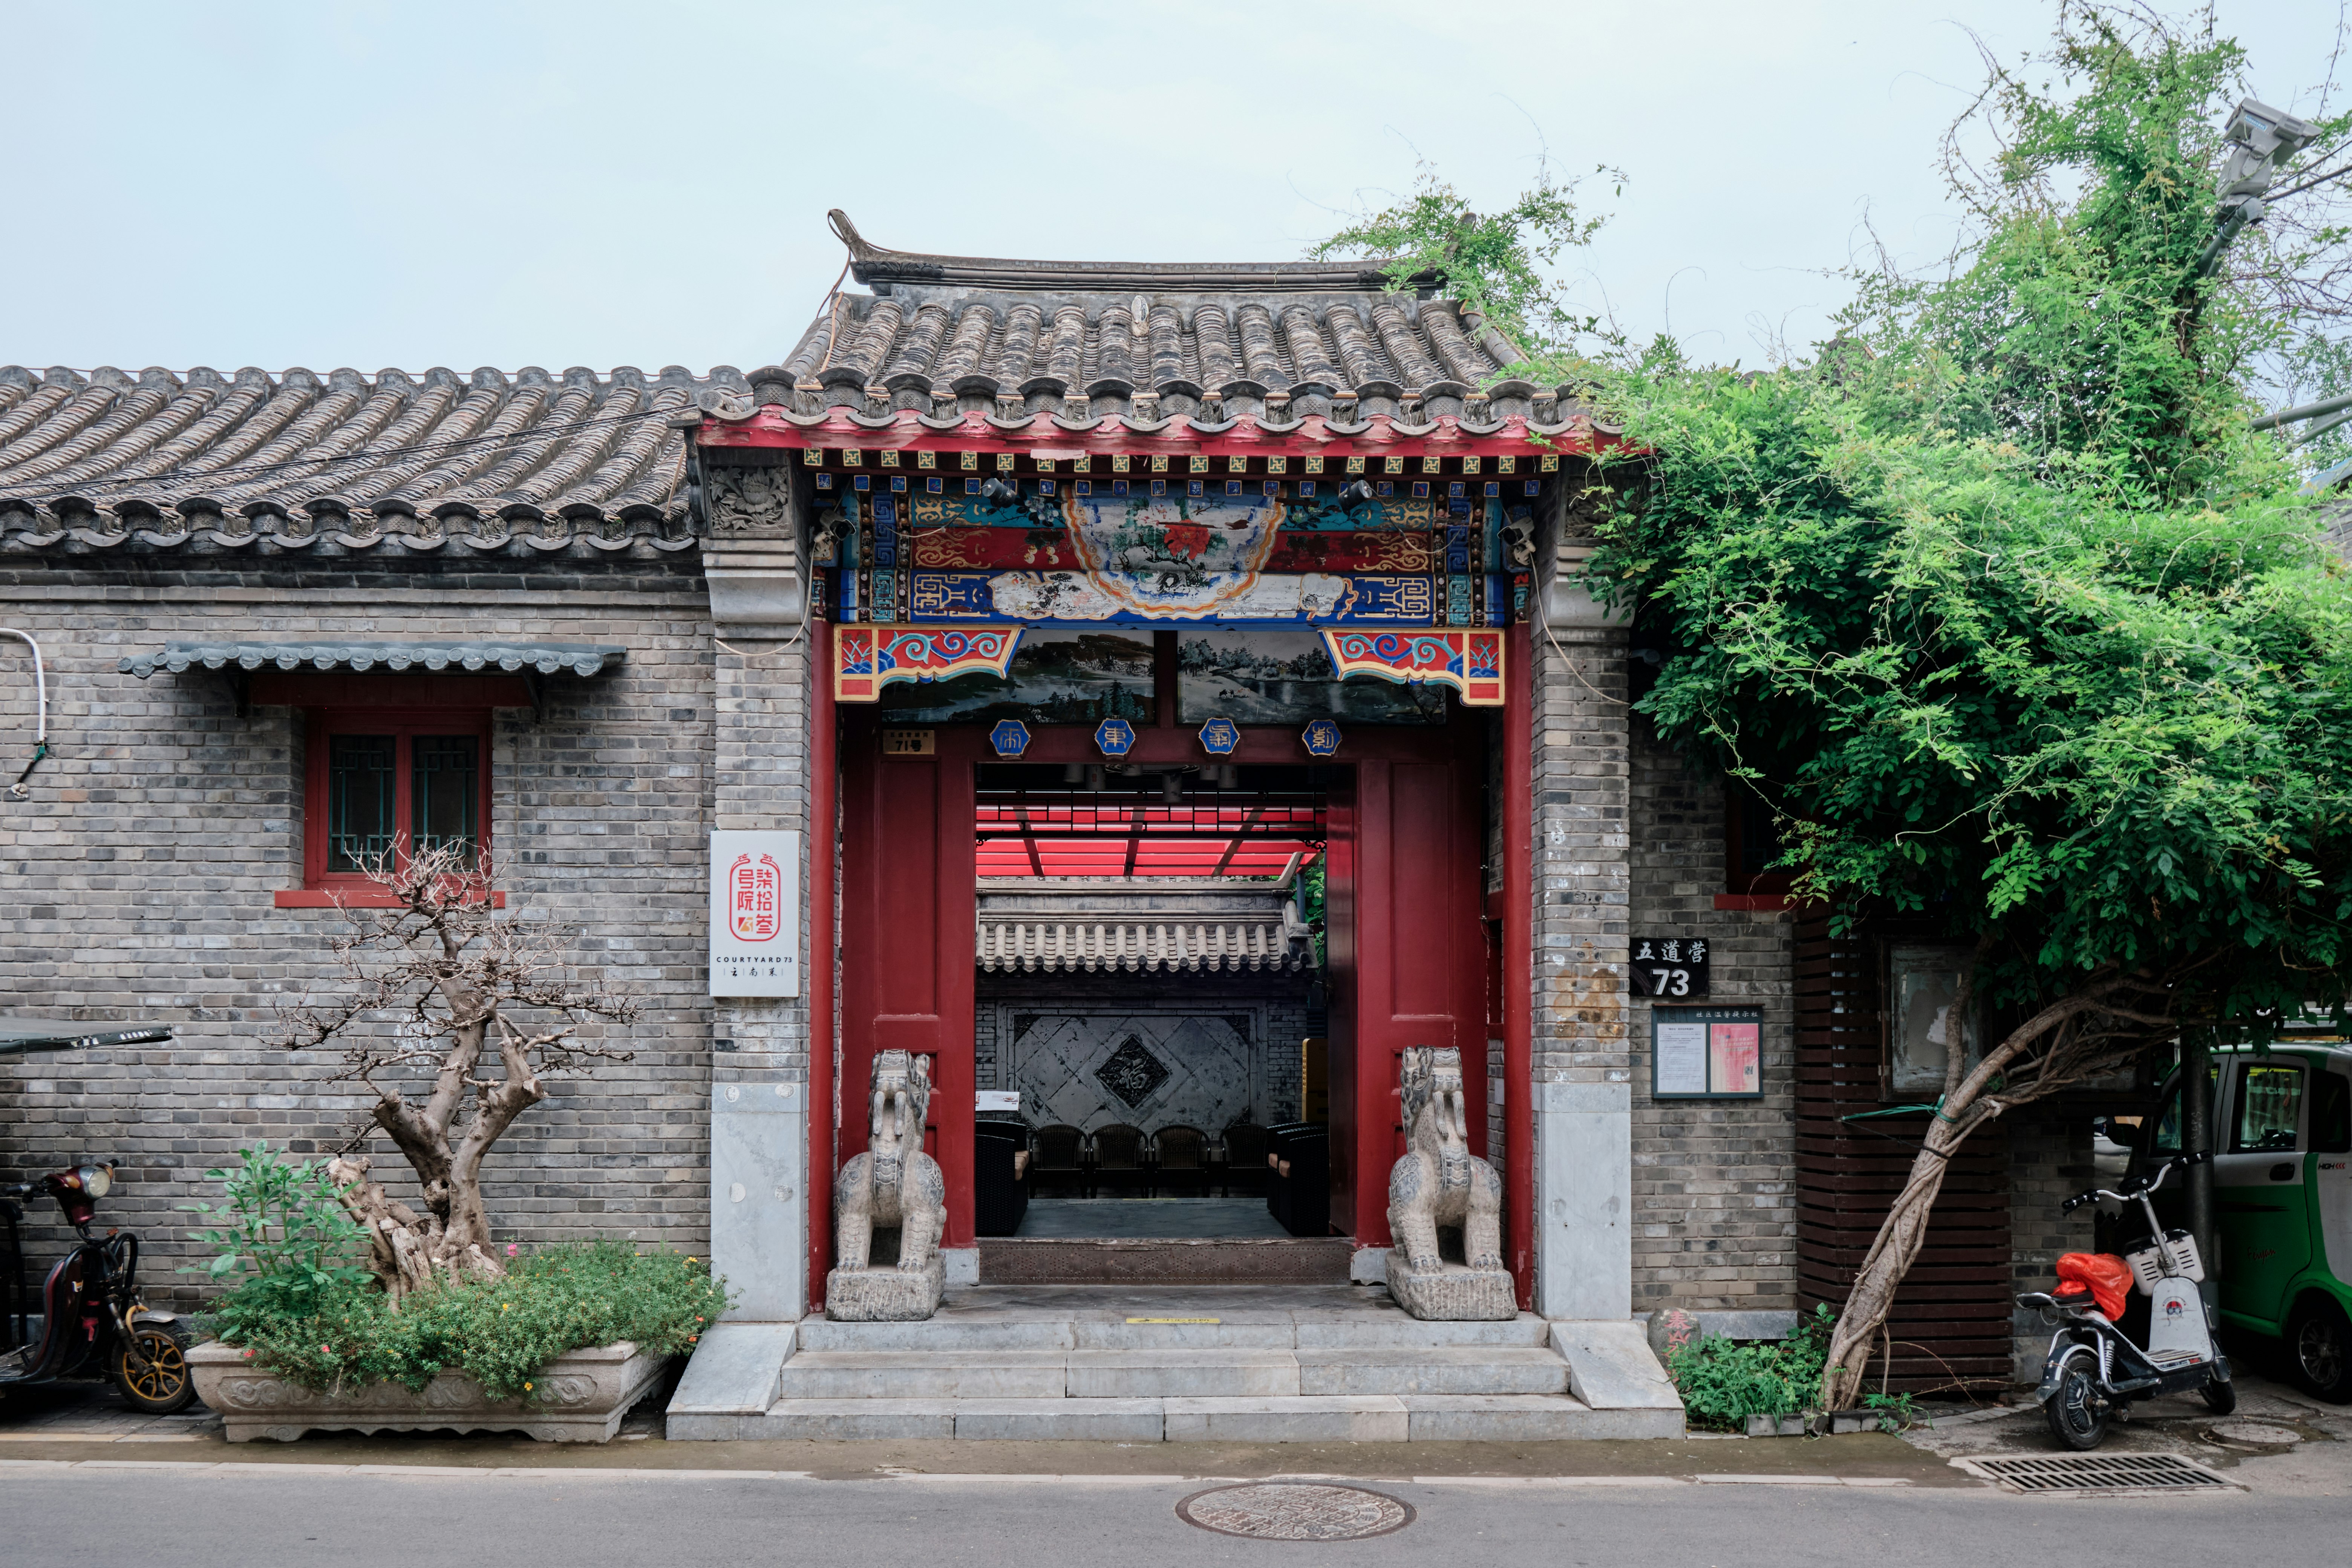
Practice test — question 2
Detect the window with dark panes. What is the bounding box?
[327,735,396,871]
[410,735,481,859]
[2233,1061,2304,1153]
[2312,1069,2352,1155]
[306,712,492,889]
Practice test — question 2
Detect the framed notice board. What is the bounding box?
[1651,1005,1764,1100]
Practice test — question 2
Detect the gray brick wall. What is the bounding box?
[710,634,813,1086]
[2009,1107,2096,1374]
[1,562,718,1306]
[1626,729,1798,1313]
[1529,620,1630,1088]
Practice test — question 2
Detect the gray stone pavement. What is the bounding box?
[4,1331,2344,1507]
[4,1459,2350,1568]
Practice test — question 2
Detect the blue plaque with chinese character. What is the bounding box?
[1095,718,1136,757]
[1302,719,1341,757]
[1198,717,1240,756]
[990,719,1031,758]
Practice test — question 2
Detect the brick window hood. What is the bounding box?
[118,639,626,907]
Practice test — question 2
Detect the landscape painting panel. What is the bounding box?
[875,630,1156,724]
[1177,632,1446,725]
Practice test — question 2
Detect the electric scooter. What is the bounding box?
[0,1161,196,1413]
[2018,1152,2234,1450]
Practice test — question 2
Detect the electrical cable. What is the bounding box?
[1,628,48,798]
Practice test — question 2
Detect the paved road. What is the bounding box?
[4,1464,2347,1568]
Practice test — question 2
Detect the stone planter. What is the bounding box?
[187,1339,668,1444]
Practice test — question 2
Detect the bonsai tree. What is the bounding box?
[278,840,637,1303]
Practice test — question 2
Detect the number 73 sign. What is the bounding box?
[1630,936,1709,998]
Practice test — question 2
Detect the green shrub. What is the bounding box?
[181,1145,372,1314]
[1664,1305,1836,1429]
[202,1242,731,1403]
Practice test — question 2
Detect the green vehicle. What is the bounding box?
[2140,1043,2352,1401]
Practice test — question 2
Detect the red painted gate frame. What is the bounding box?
[815,678,1534,1309]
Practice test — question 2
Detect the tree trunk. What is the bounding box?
[1819,1115,1972,1408]
[1818,975,2147,1409]
[328,1154,504,1306]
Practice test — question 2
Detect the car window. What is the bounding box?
[2233,1062,2304,1153]
[2314,1069,2351,1155]
[2148,1067,2216,1155]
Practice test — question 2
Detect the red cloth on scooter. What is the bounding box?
[2055,1252,2133,1320]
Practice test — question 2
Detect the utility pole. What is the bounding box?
[2189,101,2318,1267]
[2192,99,2320,280]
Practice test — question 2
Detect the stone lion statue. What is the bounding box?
[826,1050,947,1321]
[1386,1045,1514,1320]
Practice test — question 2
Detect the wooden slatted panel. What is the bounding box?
[1793,909,2013,1391]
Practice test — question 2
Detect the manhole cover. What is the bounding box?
[2207,1420,2302,1446]
[1960,1453,2237,1494]
[1176,1482,1415,1540]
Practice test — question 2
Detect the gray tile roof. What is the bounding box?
[739,213,1600,435]
[0,363,722,556]
[117,639,628,680]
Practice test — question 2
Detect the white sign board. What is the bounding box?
[709,830,802,997]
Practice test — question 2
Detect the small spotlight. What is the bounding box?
[1061,763,1085,785]
[979,476,1018,503]
[1084,765,1106,792]
[1341,479,1375,502]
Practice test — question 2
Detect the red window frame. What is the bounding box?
[282,706,499,908]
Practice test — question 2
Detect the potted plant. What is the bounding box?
[184,845,727,1441]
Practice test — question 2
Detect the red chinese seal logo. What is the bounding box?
[727,853,781,942]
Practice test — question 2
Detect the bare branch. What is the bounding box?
[270,842,640,1298]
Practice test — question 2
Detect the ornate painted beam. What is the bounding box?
[834,626,1022,702]
[1318,629,1505,707]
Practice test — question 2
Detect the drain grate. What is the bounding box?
[1961,1453,2236,1494]
[1176,1483,1415,1540]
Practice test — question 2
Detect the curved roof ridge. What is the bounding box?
[828,208,1435,296]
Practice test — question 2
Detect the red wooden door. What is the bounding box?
[838,712,978,1250]
[1328,717,1489,1246]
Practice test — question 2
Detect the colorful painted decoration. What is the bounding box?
[911,570,1435,625]
[1318,629,1505,707]
[1095,718,1137,757]
[905,525,1434,576]
[835,626,1023,703]
[1302,719,1342,757]
[989,719,1032,758]
[1197,717,1240,755]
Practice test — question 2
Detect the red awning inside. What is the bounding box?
[974,799,1323,879]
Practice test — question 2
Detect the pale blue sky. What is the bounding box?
[2,1,2338,374]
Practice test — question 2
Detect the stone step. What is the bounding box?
[770,1344,1573,1401]
[795,1309,1553,1353]
[773,1351,1069,1401]
[1294,1347,1570,1396]
[704,1392,1682,1443]
[1067,1348,1302,1398]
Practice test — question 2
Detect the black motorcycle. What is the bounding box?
[0,1162,196,1413]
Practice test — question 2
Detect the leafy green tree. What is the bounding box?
[1317,3,2352,1406]
[1308,161,1615,366]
